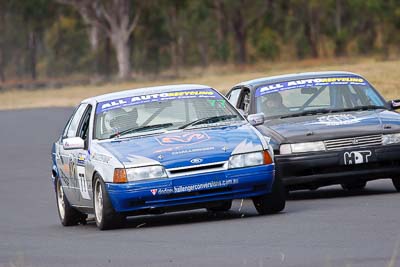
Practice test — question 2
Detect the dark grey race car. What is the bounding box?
[227,71,400,192]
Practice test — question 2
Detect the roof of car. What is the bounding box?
[82,84,212,103]
[234,71,364,89]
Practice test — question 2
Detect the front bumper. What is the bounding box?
[106,164,274,213]
[275,144,400,189]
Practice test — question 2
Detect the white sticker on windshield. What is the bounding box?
[97,89,221,113]
[255,76,366,97]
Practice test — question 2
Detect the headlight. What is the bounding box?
[280,141,325,155]
[228,151,272,169]
[382,133,400,145]
[126,165,168,182]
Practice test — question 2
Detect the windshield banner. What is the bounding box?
[255,76,367,97]
[96,88,222,113]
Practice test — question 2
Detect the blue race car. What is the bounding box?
[51,84,285,230]
[227,72,400,192]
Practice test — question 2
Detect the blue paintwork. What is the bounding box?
[106,164,274,213]
[100,123,263,169]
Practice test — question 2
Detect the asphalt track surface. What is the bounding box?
[1,107,400,267]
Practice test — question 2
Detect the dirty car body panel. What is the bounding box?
[227,71,400,191]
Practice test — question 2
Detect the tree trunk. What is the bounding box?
[112,34,131,80]
[57,0,140,80]
[334,0,346,56]
[232,8,247,64]
[306,3,320,58]
[28,30,37,80]
[170,42,179,76]
[0,47,4,82]
[335,0,342,34]
[88,24,100,51]
[89,24,101,75]
[103,37,112,78]
[167,4,181,76]
[236,30,247,64]
[0,10,5,82]
[213,0,229,62]
[197,42,208,68]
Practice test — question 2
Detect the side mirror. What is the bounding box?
[63,137,85,150]
[247,113,265,126]
[389,99,400,110]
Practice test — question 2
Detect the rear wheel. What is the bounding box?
[252,175,286,215]
[55,178,86,226]
[207,200,232,212]
[392,178,400,192]
[341,181,367,191]
[93,174,125,230]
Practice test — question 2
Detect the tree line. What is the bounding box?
[0,0,399,83]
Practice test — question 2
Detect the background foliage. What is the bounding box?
[0,0,399,83]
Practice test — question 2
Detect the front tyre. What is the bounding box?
[392,178,400,192]
[93,174,125,230]
[56,177,86,226]
[252,175,286,215]
[207,200,232,212]
[341,181,367,191]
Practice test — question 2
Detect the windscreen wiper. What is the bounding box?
[179,115,238,129]
[110,123,173,138]
[331,105,388,113]
[280,108,332,119]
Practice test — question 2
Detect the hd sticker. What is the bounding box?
[310,114,362,126]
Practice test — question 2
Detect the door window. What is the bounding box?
[237,89,250,113]
[63,104,88,138]
[77,105,92,141]
[227,89,242,107]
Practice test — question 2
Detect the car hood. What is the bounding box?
[257,110,400,144]
[98,123,264,169]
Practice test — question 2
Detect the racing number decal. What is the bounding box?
[76,166,90,200]
[344,151,372,165]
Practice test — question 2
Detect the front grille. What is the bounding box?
[167,162,226,177]
[324,134,382,151]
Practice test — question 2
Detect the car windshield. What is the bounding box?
[94,88,243,140]
[255,76,387,119]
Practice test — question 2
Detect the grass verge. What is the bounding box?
[0,57,398,110]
